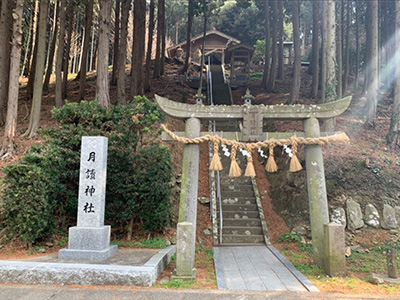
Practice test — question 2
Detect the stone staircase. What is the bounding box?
[210,65,231,105]
[214,121,265,245]
[210,64,267,245]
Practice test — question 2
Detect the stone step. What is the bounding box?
[221,191,256,198]
[222,226,263,235]
[220,185,253,192]
[220,204,258,212]
[221,210,260,219]
[220,178,252,185]
[219,218,262,227]
[222,234,265,244]
[221,197,257,205]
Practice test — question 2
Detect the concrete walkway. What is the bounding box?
[214,246,318,292]
[1,284,399,300]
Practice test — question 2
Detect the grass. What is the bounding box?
[161,279,195,288]
[111,236,166,249]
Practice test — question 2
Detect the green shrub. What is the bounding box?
[1,97,172,245]
[2,164,54,245]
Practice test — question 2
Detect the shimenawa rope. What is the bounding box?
[161,124,350,177]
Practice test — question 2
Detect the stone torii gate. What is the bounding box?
[156,94,352,278]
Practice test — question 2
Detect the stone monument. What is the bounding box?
[59,136,117,260]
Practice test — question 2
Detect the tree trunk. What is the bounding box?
[0,0,24,158]
[181,0,194,74]
[343,0,350,95]
[78,0,94,100]
[266,0,277,91]
[0,0,12,126]
[130,0,146,98]
[116,0,131,104]
[310,0,319,99]
[320,1,327,104]
[144,0,155,91]
[160,0,166,76]
[336,0,343,98]
[55,0,67,108]
[96,0,112,109]
[199,1,207,92]
[261,0,270,88]
[386,1,400,145]
[62,3,74,99]
[365,0,379,127]
[289,0,301,104]
[43,0,59,92]
[153,0,163,79]
[111,0,120,86]
[26,1,41,100]
[363,3,372,95]
[26,0,39,79]
[323,0,337,131]
[354,1,360,90]
[24,0,50,138]
[277,0,284,80]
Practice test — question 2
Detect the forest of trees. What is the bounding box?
[0,0,399,158]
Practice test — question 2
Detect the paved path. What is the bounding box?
[214,246,318,292]
[0,284,399,300]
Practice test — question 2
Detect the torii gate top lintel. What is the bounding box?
[155,94,352,121]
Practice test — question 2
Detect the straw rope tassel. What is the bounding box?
[266,144,278,172]
[229,145,242,177]
[209,138,223,171]
[289,137,302,172]
[244,147,256,177]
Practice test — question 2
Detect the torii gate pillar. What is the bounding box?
[175,117,200,279]
[304,117,330,266]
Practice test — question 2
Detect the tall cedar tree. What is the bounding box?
[78,0,94,100]
[343,0,350,94]
[25,0,39,99]
[160,0,166,76]
[24,0,49,138]
[154,0,165,78]
[310,1,319,99]
[266,0,277,91]
[336,1,343,98]
[261,0,270,88]
[144,0,155,92]
[62,3,74,99]
[97,0,112,109]
[386,1,400,144]
[0,0,12,126]
[111,0,120,86]
[23,0,39,77]
[289,0,301,104]
[277,0,284,80]
[365,0,379,127]
[116,0,131,104]
[1,0,25,157]
[323,0,337,131]
[130,0,146,98]
[43,0,59,91]
[354,1,360,90]
[55,0,66,108]
[181,0,195,74]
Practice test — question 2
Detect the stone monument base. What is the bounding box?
[171,268,197,281]
[58,225,117,261]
